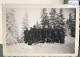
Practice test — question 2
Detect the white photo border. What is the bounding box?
[2,4,79,56]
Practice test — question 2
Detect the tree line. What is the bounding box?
[24,8,66,45]
[6,8,76,45]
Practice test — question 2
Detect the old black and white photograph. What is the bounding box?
[3,4,79,56]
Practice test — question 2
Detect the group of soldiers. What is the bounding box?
[24,25,65,45]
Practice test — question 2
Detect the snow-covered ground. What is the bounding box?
[6,36,75,54]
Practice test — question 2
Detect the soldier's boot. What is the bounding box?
[28,41,32,45]
[52,39,54,43]
[60,38,64,44]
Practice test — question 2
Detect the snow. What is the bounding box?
[6,36,75,54]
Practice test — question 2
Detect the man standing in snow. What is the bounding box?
[24,28,28,43]
[28,27,32,45]
[41,28,45,43]
[59,25,65,43]
[38,27,42,42]
[32,26,36,43]
[54,23,60,43]
[51,28,55,43]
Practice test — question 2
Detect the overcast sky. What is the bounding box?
[14,8,75,35]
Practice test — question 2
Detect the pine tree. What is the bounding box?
[70,9,76,37]
[20,10,28,42]
[67,11,76,37]
[57,8,65,26]
[22,10,28,30]
[41,8,49,28]
[58,8,64,19]
[68,12,73,29]
[49,8,57,28]
[74,9,76,20]
[6,8,19,45]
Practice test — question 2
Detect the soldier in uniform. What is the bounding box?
[46,28,52,43]
[59,25,65,43]
[28,27,32,45]
[27,29,30,44]
[41,28,45,43]
[51,28,55,43]
[46,28,49,43]
[45,28,48,42]
[34,27,38,44]
[57,24,61,43]
[36,29,39,43]
[38,27,42,43]
[59,20,65,43]
[32,26,36,43]
[31,27,35,43]
[54,23,60,43]
[24,28,28,43]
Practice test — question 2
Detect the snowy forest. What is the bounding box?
[6,8,76,53]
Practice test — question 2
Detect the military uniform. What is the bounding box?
[38,28,42,43]
[60,26,65,43]
[24,30,26,43]
[28,28,32,45]
[54,24,60,43]
[24,29,28,43]
[51,29,55,43]
[41,28,45,43]
[59,21,65,43]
